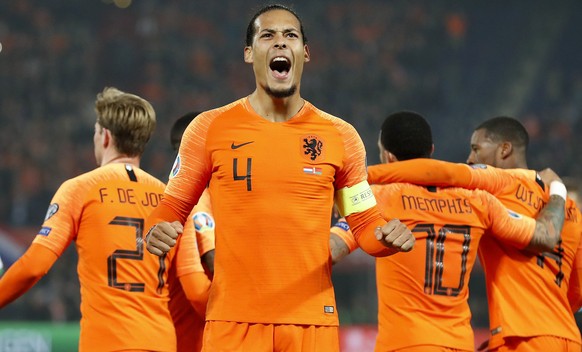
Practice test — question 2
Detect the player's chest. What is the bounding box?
[207,124,342,189]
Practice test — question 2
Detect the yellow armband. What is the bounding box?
[335,180,376,217]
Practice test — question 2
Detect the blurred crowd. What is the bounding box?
[1,0,581,326]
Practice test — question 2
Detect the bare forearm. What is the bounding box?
[330,233,351,265]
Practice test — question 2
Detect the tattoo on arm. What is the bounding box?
[528,195,565,252]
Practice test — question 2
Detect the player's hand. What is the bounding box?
[538,168,562,185]
[375,219,415,252]
[145,221,183,256]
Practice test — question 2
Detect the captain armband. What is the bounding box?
[334,180,377,217]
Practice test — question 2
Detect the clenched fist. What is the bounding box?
[145,221,184,256]
[375,219,415,253]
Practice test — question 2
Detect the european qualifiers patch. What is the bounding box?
[38,226,52,236]
[170,155,181,179]
[324,305,335,314]
[301,135,324,162]
[192,212,215,233]
[44,203,59,221]
[332,220,350,232]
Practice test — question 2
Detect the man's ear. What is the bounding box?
[244,46,253,63]
[102,128,112,149]
[304,44,310,63]
[500,141,513,159]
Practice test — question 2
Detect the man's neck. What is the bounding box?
[101,153,140,168]
[248,90,305,122]
[499,158,528,170]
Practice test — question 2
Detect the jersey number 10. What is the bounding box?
[413,224,471,297]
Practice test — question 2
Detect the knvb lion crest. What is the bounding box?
[301,135,324,161]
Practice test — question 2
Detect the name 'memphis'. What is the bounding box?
[401,194,472,215]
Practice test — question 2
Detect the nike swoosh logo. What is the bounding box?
[231,141,254,149]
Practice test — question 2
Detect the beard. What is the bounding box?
[265,85,296,99]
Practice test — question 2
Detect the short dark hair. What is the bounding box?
[380,111,433,160]
[475,116,529,151]
[245,4,308,46]
[170,112,201,151]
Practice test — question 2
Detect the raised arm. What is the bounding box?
[487,181,566,252]
[367,159,473,186]
[367,159,525,198]
[146,113,214,256]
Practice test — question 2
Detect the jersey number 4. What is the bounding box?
[536,239,565,287]
[107,216,166,293]
[233,158,252,191]
[413,224,471,297]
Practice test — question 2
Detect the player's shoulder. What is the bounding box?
[205,98,245,117]
[506,168,544,188]
[489,167,545,193]
[132,167,166,189]
[307,102,355,130]
[47,167,109,204]
[59,166,109,192]
[70,164,164,190]
[185,98,247,130]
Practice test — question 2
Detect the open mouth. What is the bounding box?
[270,56,291,78]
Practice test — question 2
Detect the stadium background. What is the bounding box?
[1,0,581,350]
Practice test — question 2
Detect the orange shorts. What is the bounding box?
[492,335,582,352]
[380,346,472,352]
[202,321,339,352]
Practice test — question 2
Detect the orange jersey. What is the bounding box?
[368,160,582,346]
[32,163,183,351]
[371,183,535,351]
[467,167,581,347]
[148,97,384,326]
[168,188,215,352]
